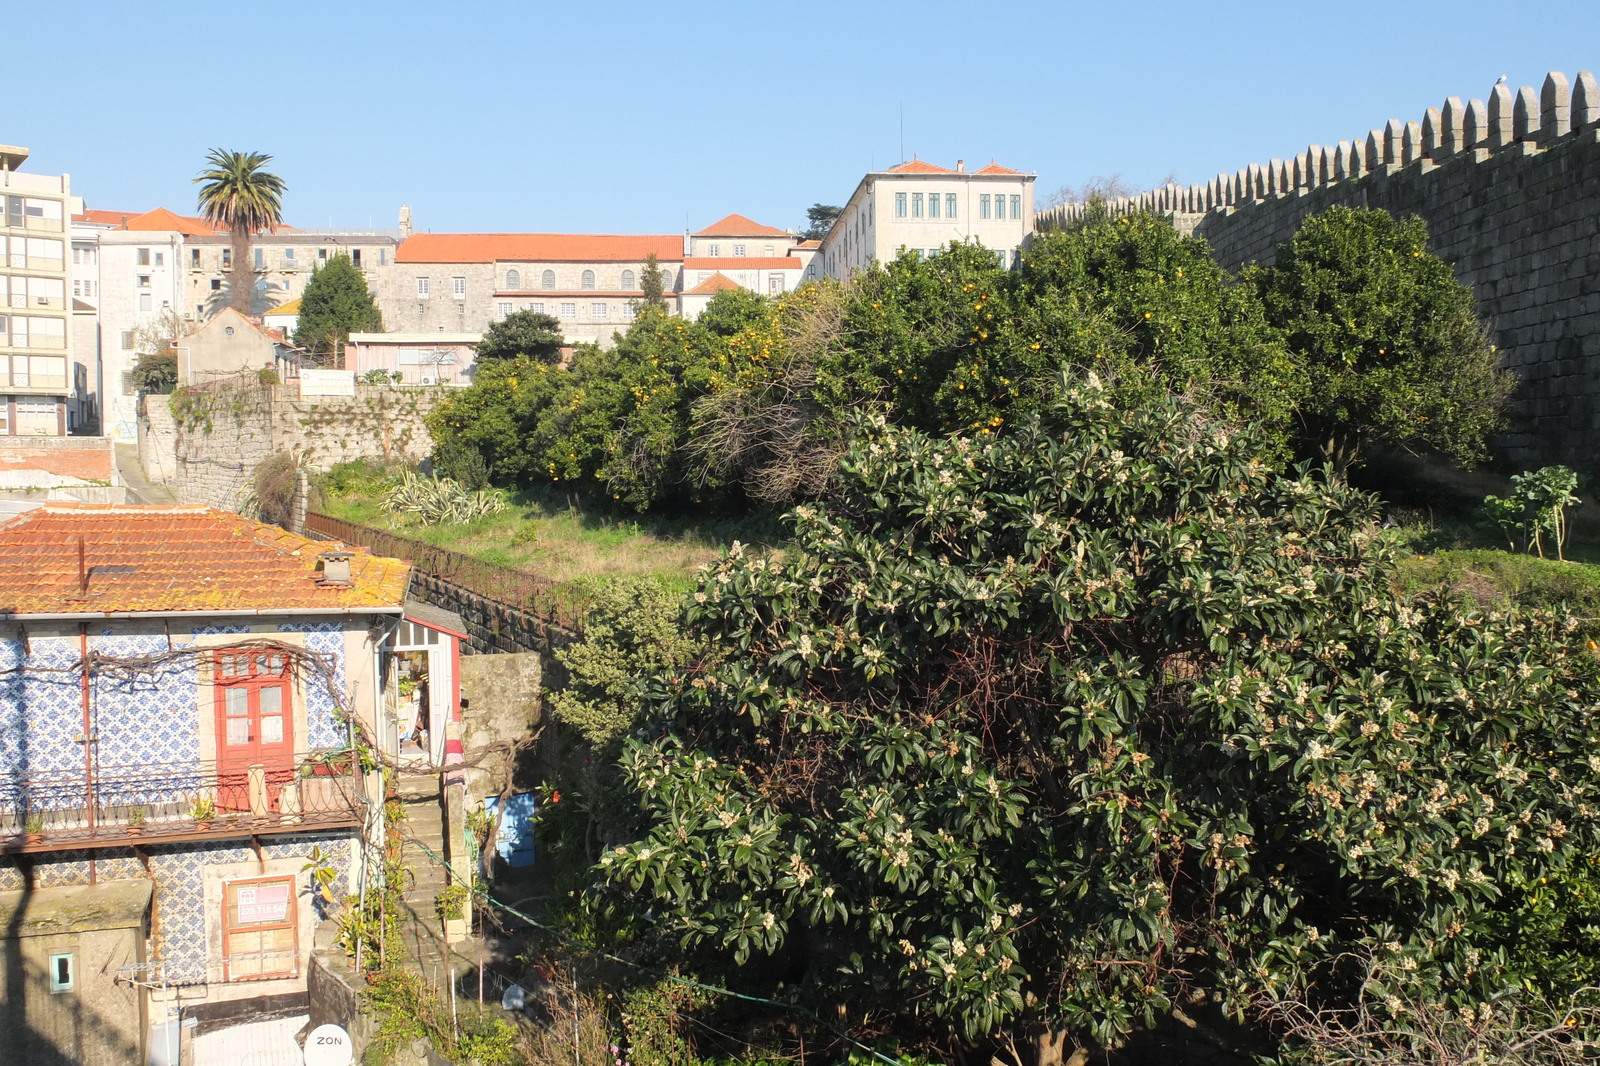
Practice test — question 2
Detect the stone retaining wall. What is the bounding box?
[1036,70,1600,471]
[139,384,444,512]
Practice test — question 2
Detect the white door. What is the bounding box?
[191,1013,309,1066]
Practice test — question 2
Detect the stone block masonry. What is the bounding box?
[1036,70,1600,472]
[139,383,446,513]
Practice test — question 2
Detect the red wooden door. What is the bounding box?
[214,650,295,812]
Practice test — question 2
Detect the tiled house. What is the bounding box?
[0,504,410,1064]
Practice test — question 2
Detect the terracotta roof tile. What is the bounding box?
[974,161,1023,175]
[695,213,787,236]
[397,234,684,264]
[682,257,801,270]
[121,208,228,236]
[0,505,410,617]
[683,272,744,296]
[884,159,956,174]
[796,239,821,249]
[74,209,145,226]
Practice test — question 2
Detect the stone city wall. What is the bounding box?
[1036,70,1600,471]
[140,382,444,512]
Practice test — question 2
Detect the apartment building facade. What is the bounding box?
[73,209,399,440]
[807,158,1037,282]
[1,146,81,436]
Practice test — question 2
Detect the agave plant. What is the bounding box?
[384,470,506,525]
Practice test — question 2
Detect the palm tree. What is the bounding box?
[194,149,286,314]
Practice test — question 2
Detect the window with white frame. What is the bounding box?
[707,244,720,257]
[498,301,513,317]
[947,193,957,218]
[895,192,907,218]
[416,277,430,299]
[154,252,164,267]
[505,269,520,289]
[592,302,607,319]
[452,277,466,299]
[768,274,785,295]
[542,269,556,290]
[912,192,923,218]
[733,244,746,256]
[136,248,150,266]
[580,270,595,290]
[559,302,575,318]
[979,195,991,219]
[620,269,635,290]
[1011,194,1022,220]
[928,192,940,218]
[530,302,544,313]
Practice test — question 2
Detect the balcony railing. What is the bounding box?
[0,754,364,852]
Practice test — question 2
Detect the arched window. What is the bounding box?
[581,269,596,291]
[620,269,636,290]
[505,269,521,290]
[541,269,556,290]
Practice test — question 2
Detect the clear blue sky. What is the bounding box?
[13,1,1599,235]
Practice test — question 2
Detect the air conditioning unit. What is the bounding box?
[420,375,434,385]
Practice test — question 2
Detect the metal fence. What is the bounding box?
[303,512,586,629]
[0,756,361,850]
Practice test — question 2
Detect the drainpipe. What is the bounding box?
[80,622,96,839]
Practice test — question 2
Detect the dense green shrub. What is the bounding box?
[1255,206,1515,471]
[587,376,1600,1056]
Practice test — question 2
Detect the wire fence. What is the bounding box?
[304,512,587,630]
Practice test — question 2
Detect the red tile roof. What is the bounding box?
[974,161,1023,175]
[695,213,787,236]
[796,239,821,249]
[682,257,801,271]
[0,505,410,617]
[683,272,743,296]
[74,209,145,226]
[120,208,228,236]
[884,159,956,174]
[397,234,684,264]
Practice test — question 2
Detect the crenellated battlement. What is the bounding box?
[1033,70,1600,473]
[1037,70,1599,232]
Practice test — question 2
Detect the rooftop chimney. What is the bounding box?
[957,159,965,173]
[398,205,413,240]
[316,549,355,587]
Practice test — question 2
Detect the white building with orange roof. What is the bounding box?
[683,213,814,298]
[806,157,1036,283]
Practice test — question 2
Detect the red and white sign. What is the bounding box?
[236,882,291,924]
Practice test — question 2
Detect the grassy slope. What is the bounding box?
[315,466,782,600]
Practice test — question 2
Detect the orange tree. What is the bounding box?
[585,376,1600,1059]
[1255,206,1514,472]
